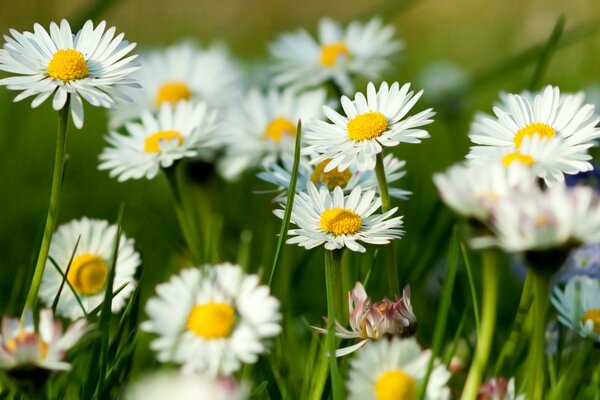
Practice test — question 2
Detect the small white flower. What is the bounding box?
[269,17,402,94]
[0,19,140,128]
[552,275,600,342]
[109,41,243,127]
[304,81,434,172]
[347,337,451,400]
[467,85,600,184]
[38,217,140,319]
[274,182,404,253]
[141,263,281,376]
[218,88,325,180]
[0,309,88,371]
[99,101,219,181]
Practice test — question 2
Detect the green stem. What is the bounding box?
[21,99,70,323]
[374,152,399,294]
[325,250,343,400]
[461,250,498,400]
[526,268,551,400]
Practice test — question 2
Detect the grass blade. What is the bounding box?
[528,15,565,90]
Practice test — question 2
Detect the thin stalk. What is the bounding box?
[461,250,499,400]
[527,15,565,90]
[374,152,399,294]
[21,99,70,323]
[325,250,343,400]
[461,243,480,335]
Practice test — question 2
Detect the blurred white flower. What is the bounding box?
[552,275,600,343]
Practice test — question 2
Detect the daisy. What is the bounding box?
[141,263,281,376]
[0,19,139,129]
[478,377,524,400]
[99,101,219,182]
[304,81,435,172]
[218,87,325,180]
[258,153,410,201]
[467,85,600,184]
[109,41,243,128]
[347,337,451,400]
[269,17,402,94]
[552,275,600,342]
[274,182,404,253]
[0,309,88,371]
[38,217,140,319]
[314,282,417,356]
[124,371,249,400]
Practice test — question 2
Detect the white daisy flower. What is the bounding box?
[467,85,600,184]
[552,275,600,342]
[109,41,243,128]
[274,182,404,253]
[38,217,140,319]
[304,81,435,172]
[218,87,325,180]
[0,309,88,371]
[258,153,410,201]
[124,371,249,400]
[0,19,139,129]
[269,17,402,94]
[141,263,281,376]
[347,337,451,400]
[99,101,219,182]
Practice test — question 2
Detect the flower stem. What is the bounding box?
[21,99,70,323]
[325,250,343,400]
[461,250,498,400]
[374,152,399,294]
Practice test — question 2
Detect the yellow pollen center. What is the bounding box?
[47,49,89,82]
[320,42,351,67]
[582,309,600,334]
[144,130,184,153]
[347,112,388,141]
[155,82,193,106]
[374,370,417,400]
[4,332,49,359]
[320,208,362,236]
[67,253,109,296]
[187,302,236,339]
[310,159,353,190]
[264,117,296,142]
[501,152,534,166]
[513,122,556,148]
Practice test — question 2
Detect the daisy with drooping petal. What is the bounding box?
[552,275,600,343]
[467,85,600,184]
[0,309,88,371]
[141,263,281,376]
[347,337,451,400]
[99,101,219,182]
[38,217,140,319]
[0,19,139,129]
[269,17,402,94]
[109,41,243,127]
[218,88,325,180]
[274,182,404,253]
[258,153,410,201]
[304,81,435,172]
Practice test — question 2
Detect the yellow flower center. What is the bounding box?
[67,253,109,296]
[347,112,388,141]
[501,152,534,166]
[310,159,353,190]
[513,122,556,148]
[582,308,600,334]
[374,370,417,400]
[320,42,351,67]
[155,82,193,106]
[144,130,184,153]
[47,49,89,82]
[187,302,236,339]
[4,332,49,359]
[264,117,296,142]
[320,208,362,236]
